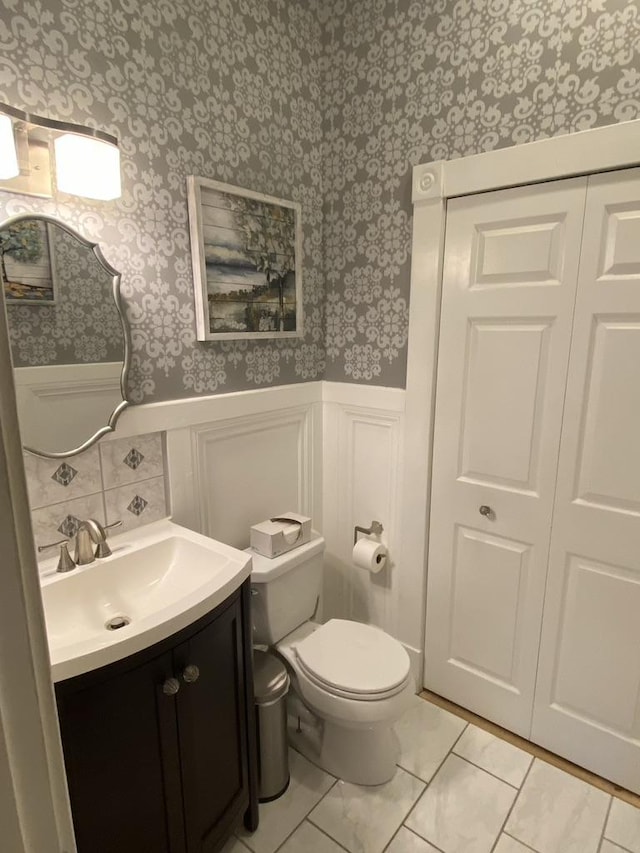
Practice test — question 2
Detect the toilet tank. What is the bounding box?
[248,533,325,645]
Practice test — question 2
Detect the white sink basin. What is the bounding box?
[40,519,252,682]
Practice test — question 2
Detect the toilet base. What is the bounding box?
[320,720,400,785]
[287,698,401,786]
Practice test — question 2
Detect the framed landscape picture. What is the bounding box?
[187,176,303,341]
[1,220,56,304]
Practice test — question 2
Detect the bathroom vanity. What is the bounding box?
[40,520,259,853]
[55,583,257,853]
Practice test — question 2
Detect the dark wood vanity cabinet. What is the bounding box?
[55,581,258,853]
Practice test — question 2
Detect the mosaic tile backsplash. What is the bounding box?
[25,432,168,554]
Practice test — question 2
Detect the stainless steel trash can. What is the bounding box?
[253,649,290,802]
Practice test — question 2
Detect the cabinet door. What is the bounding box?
[174,596,250,853]
[56,650,186,853]
[532,168,640,794]
[425,178,587,734]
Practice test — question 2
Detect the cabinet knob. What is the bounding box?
[479,505,493,518]
[182,664,200,684]
[162,677,181,696]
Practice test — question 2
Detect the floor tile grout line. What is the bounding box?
[305,776,340,818]
[396,761,432,786]
[244,747,339,853]
[487,756,536,853]
[399,748,525,795]
[305,814,354,853]
[446,718,470,758]
[598,834,636,853]
[388,771,430,842]
[502,830,540,852]
[398,718,471,845]
[450,749,529,792]
[383,823,446,853]
[269,777,341,853]
[598,794,633,853]
[309,820,353,853]
[597,795,614,853]
[600,839,637,853]
[381,824,405,853]
[399,782,434,842]
[306,764,430,853]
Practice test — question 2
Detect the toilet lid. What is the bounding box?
[294,619,410,696]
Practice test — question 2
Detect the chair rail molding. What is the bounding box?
[405,117,640,687]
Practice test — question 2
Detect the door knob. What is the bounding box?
[182,664,200,684]
[479,505,493,518]
[162,677,181,696]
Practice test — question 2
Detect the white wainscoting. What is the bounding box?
[162,383,323,552]
[142,380,421,684]
[322,384,403,625]
[322,383,421,686]
[172,406,317,551]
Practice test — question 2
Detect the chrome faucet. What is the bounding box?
[75,518,122,565]
[39,518,122,572]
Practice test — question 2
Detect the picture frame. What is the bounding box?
[1,220,57,304]
[187,175,303,341]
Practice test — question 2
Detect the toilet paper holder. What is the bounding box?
[353,520,384,545]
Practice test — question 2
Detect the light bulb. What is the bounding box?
[54,133,121,200]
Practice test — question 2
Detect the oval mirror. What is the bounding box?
[1,214,129,457]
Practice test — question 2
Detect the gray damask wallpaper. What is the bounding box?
[7,226,124,367]
[0,0,325,401]
[1,0,639,398]
[321,0,640,385]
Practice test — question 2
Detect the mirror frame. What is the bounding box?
[1,213,131,458]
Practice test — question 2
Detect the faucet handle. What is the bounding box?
[38,537,69,553]
[95,520,123,559]
[37,538,76,573]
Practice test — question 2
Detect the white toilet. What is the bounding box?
[249,533,414,785]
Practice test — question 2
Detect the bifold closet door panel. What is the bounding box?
[532,168,640,794]
[424,177,588,735]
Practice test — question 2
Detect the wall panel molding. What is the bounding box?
[322,392,405,648]
[193,406,314,549]
[163,382,419,674]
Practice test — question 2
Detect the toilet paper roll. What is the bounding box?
[352,537,388,574]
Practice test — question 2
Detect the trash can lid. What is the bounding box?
[253,649,290,704]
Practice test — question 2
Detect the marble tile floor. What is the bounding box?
[226,694,640,853]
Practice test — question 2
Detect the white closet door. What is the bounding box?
[425,178,588,734]
[532,168,640,793]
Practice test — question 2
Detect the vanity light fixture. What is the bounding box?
[0,114,19,179]
[0,103,121,200]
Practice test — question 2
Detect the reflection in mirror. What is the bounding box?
[1,214,129,457]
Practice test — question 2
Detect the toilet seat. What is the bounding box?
[293,619,410,701]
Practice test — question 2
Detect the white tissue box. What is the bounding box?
[250,512,311,558]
